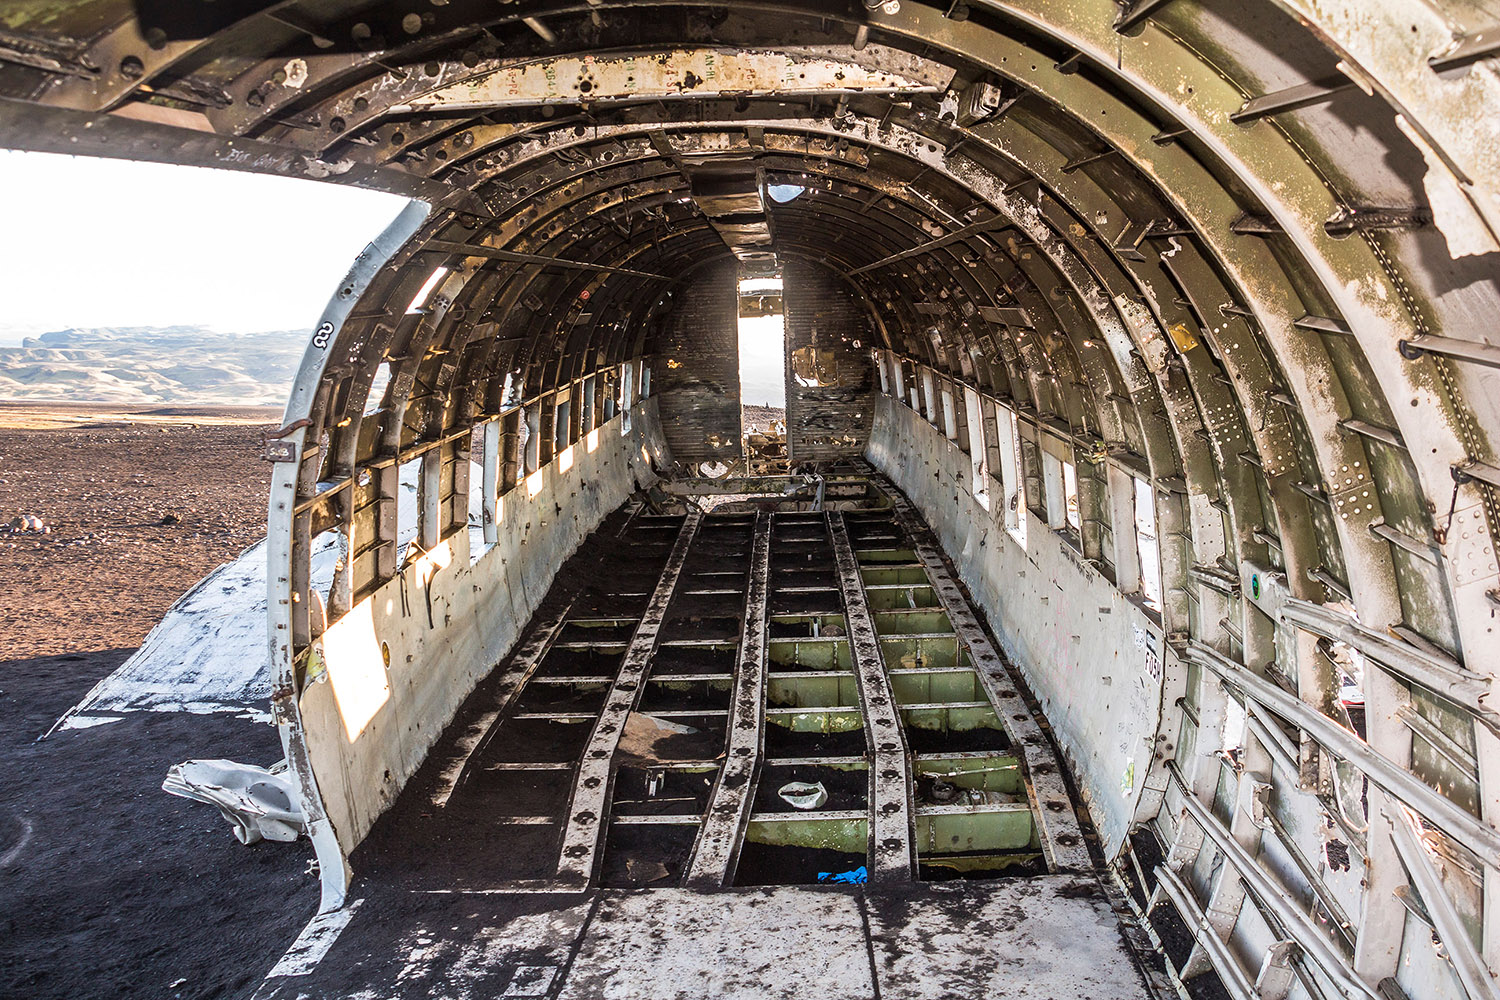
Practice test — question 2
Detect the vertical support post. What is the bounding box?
[582,375,597,436]
[419,447,442,549]
[327,492,354,620]
[450,436,470,540]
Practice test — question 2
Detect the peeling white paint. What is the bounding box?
[50,461,456,734]
[265,898,363,978]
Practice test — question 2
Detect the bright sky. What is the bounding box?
[0,151,408,343]
[738,314,787,409]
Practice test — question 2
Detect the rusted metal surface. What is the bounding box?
[683,509,770,888]
[556,508,702,886]
[396,45,946,111]
[827,510,915,883]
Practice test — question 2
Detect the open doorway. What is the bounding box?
[738,272,788,473]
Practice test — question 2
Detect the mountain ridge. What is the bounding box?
[0,326,309,405]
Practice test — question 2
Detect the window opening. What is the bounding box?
[1042,451,1065,531]
[582,376,597,435]
[523,405,540,474]
[405,266,449,314]
[397,456,423,564]
[739,272,788,474]
[473,419,501,565]
[554,395,572,455]
[1063,459,1080,533]
[364,362,391,415]
[964,388,990,510]
[1134,477,1163,611]
[995,407,1027,549]
[620,360,635,433]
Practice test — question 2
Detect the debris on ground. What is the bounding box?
[778,780,829,810]
[162,759,305,844]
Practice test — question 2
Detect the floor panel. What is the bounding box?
[257,477,1149,999]
[257,880,1148,1000]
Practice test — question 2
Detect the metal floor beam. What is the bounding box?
[428,598,576,808]
[883,492,1092,873]
[556,508,703,885]
[684,509,771,888]
[828,510,916,883]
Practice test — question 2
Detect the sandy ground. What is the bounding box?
[741,404,784,433]
[0,402,318,999]
[0,402,280,658]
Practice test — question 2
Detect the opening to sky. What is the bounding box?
[737,276,786,410]
[0,151,408,344]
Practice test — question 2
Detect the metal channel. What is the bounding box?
[827,510,916,883]
[884,493,1092,873]
[1169,765,1384,1000]
[1154,864,1257,1000]
[683,510,772,889]
[555,508,703,885]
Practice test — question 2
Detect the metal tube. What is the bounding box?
[1186,641,1500,864]
[1170,764,1383,1000]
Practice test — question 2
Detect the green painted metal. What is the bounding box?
[746,811,868,852]
[767,638,853,671]
[766,707,865,733]
[916,754,1025,796]
[859,566,931,587]
[767,672,860,708]
[901,704,1004,735]
[879,635,960,670]
[888,668,983,706]
[916,804,1035,854]
[864,585,941,610]
[872,609,954,636]
[855,548,919,564]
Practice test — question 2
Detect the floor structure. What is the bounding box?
[254,476,1154,999]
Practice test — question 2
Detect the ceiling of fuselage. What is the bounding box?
[0,4,1495,656]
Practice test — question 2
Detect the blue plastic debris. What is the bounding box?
[816,866,868,885]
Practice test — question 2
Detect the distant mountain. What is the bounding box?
[0,326,310,405]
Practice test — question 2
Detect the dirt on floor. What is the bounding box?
[0,401,318,1000]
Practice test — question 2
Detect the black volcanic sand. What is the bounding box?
[0,409,316,999]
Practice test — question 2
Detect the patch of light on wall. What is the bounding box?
[738,277,784,295]
[767,183,805,203]
[405,266,449,314]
